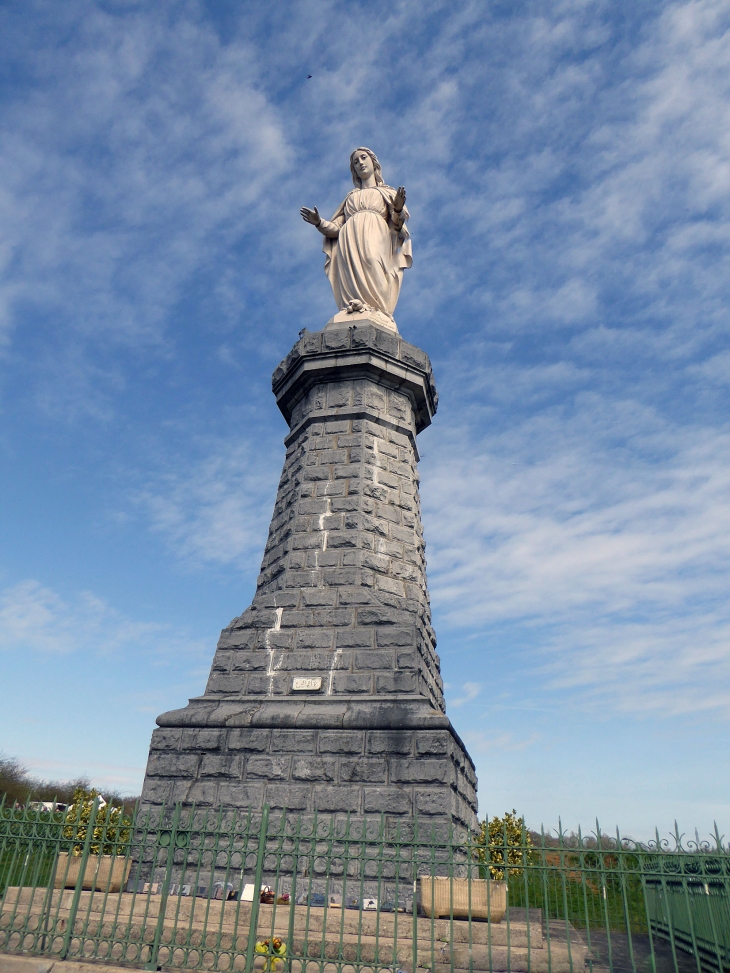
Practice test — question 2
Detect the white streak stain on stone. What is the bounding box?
[265,607,284,694]
[319,498,330,552]
[327,647,342,696]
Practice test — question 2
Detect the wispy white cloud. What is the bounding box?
[423,408,730,717]
[133,437,280,569]
[463,731,541,754]
[0,3,290,416]
[0,579,205,660]
[449,681,482,707]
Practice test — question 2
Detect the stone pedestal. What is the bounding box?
[140,322,478,831]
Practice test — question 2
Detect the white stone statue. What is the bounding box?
[300,148,412,332]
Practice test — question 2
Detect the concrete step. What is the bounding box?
[3,890,572,973]
[2,890,541,947]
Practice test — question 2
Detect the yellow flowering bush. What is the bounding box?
[475,809,535,880]
[62,787,131,857]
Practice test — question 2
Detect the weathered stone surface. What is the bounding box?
[141,324,477,830]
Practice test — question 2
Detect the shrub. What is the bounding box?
[476,809,535,880]
[63,787,131,857]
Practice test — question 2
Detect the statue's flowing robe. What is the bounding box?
[320,186,412,319]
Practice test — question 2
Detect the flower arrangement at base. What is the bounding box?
[254,937,287,971]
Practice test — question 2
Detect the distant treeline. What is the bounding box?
[0,753,138,815]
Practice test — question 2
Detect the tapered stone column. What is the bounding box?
[141,321,478,830]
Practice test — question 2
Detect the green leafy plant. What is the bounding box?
[476,809,535,880]
[62,788,131,857]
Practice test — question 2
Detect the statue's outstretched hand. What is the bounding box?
[393,187,406,213]
[300,206,321,226]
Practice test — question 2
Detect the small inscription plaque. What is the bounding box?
[291,676,323,691]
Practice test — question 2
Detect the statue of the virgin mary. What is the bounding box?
[300,148,412,332]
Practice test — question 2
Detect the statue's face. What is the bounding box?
[352,150,375,182]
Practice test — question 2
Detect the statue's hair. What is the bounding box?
[350,147,384,187]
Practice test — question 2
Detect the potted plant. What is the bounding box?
[420,811,533,922]
[419,874,507,922]
[54,788,132,892]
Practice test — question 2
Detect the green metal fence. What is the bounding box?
[1,796,728,973]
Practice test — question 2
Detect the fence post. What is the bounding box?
[244,805,270,973]
[60,796,100,960]
[146,801,181,971]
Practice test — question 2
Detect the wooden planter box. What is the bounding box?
[419,876,507,922]
[53,853,131,892]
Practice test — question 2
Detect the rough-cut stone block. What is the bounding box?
[354,650,393,670]
[327,383,352,409]
[313,785,360,812]
[336,628,374,648]
[322,328,351,351]
[266,784,310,810]
[292,533,325,551]
[295,629,335,649]
[218,782,266,807]
[391,759,451,784]
[361,553,390,573]
[279,609,314,627]
[376,577,406,597]
[150,728,182,751]
[350,324,377,348]
[323,567,357,586]
[375,628,415,647]
[375,672,418,694]
[246,755,292,780]
[271,730,317,751]
[337,587,376,606]
[292,756,337,781]
[207,672,245,694]
[416,732,450,756]
[248,674,286,695]
[400,343,429,370]
[217,629,257,650]
[328,672,370,694]
[140,778,174,804]
[414,789,451,816]
[312,608,354,626]
[174,780,219,805]
[340,758,387,783]
[325,531,358,549]
[200,754,243,778]
[364,787,412,815]
[373,328,399,357]
[181,729,222,751]
[318,731,364,754]
[231,653,271,670]
[301,331,322,355]
[358,607,401,626]
[226,729,271,751]
[366,730,414,755]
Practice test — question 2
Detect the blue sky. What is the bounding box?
[1,0,729,841]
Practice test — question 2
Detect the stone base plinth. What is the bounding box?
[141,696,477,830]
[140,323,478,831]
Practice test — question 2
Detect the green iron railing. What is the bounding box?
[0,796,728,973]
